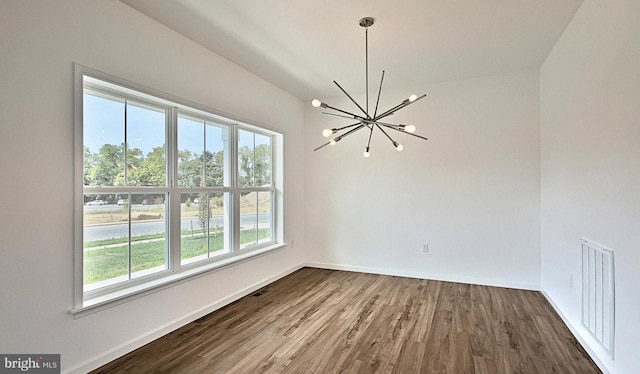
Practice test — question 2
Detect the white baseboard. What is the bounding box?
[541,290,613,374]
[305,261,540,291]
[65,263,305,374]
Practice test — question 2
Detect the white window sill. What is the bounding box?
[69,243,286,319]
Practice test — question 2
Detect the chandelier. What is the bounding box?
[312,17,428,157]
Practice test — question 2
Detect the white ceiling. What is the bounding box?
[121,0,583,101]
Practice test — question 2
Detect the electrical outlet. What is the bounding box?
[569,274,574,288]
[423,244,429,253]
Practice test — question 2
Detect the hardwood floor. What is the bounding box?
[93,268,600,373]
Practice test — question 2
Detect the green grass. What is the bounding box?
[84,233,168,248]
[83,228,271,284]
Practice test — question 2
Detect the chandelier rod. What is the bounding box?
[366,123,374,150]
[313,124,366,151]
[373,70,385,118]
[333,80,369,118]
[366,24,369,115]
[380,124,429,141]
[375,94,427,121]
[375,123,400,148]
[321,112,359,120]
[323,103,366,120]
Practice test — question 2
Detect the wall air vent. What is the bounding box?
[581,238,615,357]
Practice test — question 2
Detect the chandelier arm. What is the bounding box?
[374,102,405,120]
[375,94,427,121]
[335,122,364,131]
[314,124,367,152]
[333,81,370,118]
[313,141,333,152]
[335,124,366,139]
[374,123,398,146]
[366,124,375,149]
[373,70,385,118]
[323,103,367,120]
[360,119,400,127]
[314,123,368,151]
[380,124,429,141]
[321,112,360,120]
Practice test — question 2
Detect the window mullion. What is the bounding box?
[124,101,128,187]
[128,193,132,280]
[124,101,132,280]
[255,191,259,245]
[252,133,256,186]
[232,124,240,253]
[169,107,181,273]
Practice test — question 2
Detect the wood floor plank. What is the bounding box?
[92,268,601,374]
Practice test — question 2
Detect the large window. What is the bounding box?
[74,66,283,311]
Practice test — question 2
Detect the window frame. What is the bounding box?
[73,64,284,316]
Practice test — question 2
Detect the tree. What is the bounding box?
[178,150,203,187]
[253,144,271,186]
[178,149,224,187]
[128,146,166,186]
[238,144,271,187]
[90,143,124,186]
[238,146,252,187]
[197,192,210,238]
[113,147,143,186]
[83,146,93,185]
[204,150,224,187]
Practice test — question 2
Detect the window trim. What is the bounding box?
[72,63,284,316]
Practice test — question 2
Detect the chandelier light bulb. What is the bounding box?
[363,147,371,158]
[311,99,322,108]
[409,94,418,102]
[330,139,337,145]
[322,129,333,137]
[395,143,404,152]
[405,125,416,133]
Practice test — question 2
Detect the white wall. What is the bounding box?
[0,1,305,372]
[4,0,636,372]
[305,70,541,289]
[540,0,640,373]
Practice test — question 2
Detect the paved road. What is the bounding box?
[84,213,271,242]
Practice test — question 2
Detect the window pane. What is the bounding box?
[126,103,166,187]
[238,129,254,187]
[178,115,230,188]
[240,191,258,248]
[178,115,204,188]
[255,133,272,187]
[83,193,168,291]
[83,93,125,187]
[258,191,272,243]
[181,192,230,265]
[208,192,229,257]
[83,193,129,291]
[238,130,272,187]
[204,122,228,187]
[239,191,272,250]
[130,193,167,279]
